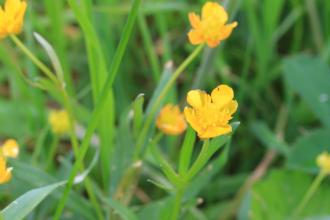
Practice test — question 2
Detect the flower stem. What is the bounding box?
[184,139,209,182]
[134,44,205,159]
[9,35,59,85]
[45,136,59,170]
[292,171,326,218]
[170,188,185,220]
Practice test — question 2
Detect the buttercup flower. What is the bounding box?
[0,0,27,39]
[0,156,12,184]
[48,110,71,135]
[184,84,238,139]
[156,104,187,135]
[317,152,330,174]
[188,1,237,48]
[1,139,19,158]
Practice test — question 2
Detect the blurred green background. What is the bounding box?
[1,0,330,219]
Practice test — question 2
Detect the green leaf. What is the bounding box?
[238,192,252,220]
[178,126,196,175]
[103,198,139,220]
[283,55,330,128]
[250,121,289,156]
[10,160,95,219]
[33,32,64,84]
[145,63,173,116]
[137,197,172,220]
[150,144,180,186]
[133,93,145,138]
[286,129,330,173]
[1,181,66,220]
[250,169,330,220]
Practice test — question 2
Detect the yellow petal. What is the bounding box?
[189,12,201,29]
[202,2,228,24]
[317,152,330,174]
[156,104,187,135]
[184,107,203,134]
[187,90,211,109]
[219,22,238,40]
[199,124,232,139]
[211,85,234,108]
[0,157,12,184]
[206,38,221,48]
[5,0,21,18]
[226,100,238,115]
[0,167,12,184]
[2,139,19,158]
[0,8,6,38]
[188,29,204,45]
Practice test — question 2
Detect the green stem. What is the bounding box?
[46,136,59,170]
[170,188,185,220]
[10,32,104,220]
[32,125,49,165]
[134,44,204,159]
[184,139,209,182]
[9,35,59,84]
[138,14,161,82]
[53,0,142,218]
[292,171,326,218]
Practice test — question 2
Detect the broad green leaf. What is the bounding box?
[286,129,330,173]
[10,161,94,219]
[1,181,66,220]
[283,55,330,128]
[250,121,289,156]
[3,147,100,219]
[250,169,330,220]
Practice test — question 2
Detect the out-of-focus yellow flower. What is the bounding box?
[1,139,19,158]
[184,84,238,139]
[156,104,187,135]
[188,1,237,48]
[48,110,70,135]
[317,152,330,174]
[0,0,27,39]
[0,156,12,184]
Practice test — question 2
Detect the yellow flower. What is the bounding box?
[188,1,237,48]
[156,104,187,135]
[0,0,27,39]
[48,110,71,135]
[184,84,238,139]
[317,152,330,174]
[1,139,19,158]
[0,156,12,184]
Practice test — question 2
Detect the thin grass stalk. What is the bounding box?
[134,44,204,159]
[53,0,143,218]
[10,34,104,220]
